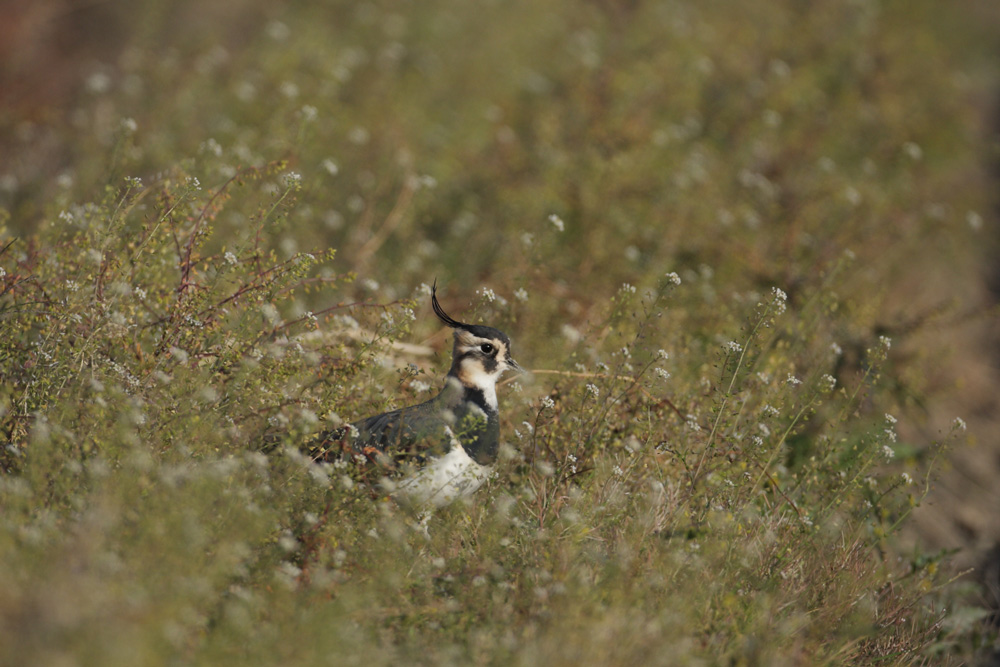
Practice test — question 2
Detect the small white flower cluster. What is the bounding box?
[761,404,779,418]
[541,396,555,410]
[657,349,669,361]
[200,137,223,157]
[685,416,701,432]
[883,413,898,442]
[820,374,837,391]
[878,335,892,350]
[548,214,565,232]
[786,374,802,386]
[224,251,238,265]
[478,287,496,303]
[901,472,914,486]
[952,417,967,432]
[654,367,671,380]
[621,283,637,295]
[723,340,742,354]
[771,286,788,314]
[566,453,578,475]
[882,444,895,461]
[665,272,682,286]
[300,105,318,122]
[283,172,303,188]
[514,288,529,302]
[410,380,430,393]
[585,383,600,399]
[120,117,138,134]
[830,342,843,356]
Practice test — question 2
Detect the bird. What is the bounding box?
[313,282,522,508]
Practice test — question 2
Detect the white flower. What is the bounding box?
[613,465,624,477]
[665,272,681,286]
[200,138,222,157]
[786,374,802,386]
[585,384,600,399]
[901,472,914,485]
[478,287,496,303]
[548,214,565,231]
[322,159,339,176]
[884,413,897,425]
[820,374,837,391]
[120,117,137,133]
[300,105,318,121]
[723,340,742,353]
[224,251,238,265]
[621,283,637,294]
[830,342,843,355]
[882,444,895,460]
[879,335,892,350]
[967,211,983,231]
[654,367,671,380]
[560,324,582,343]
[657,349,669,360]
[770,287,788,314]
[541,396,555,410]
[514,288,529,302]
[283,172,302,188]
[953,417,967,432]
[761,404,779,418]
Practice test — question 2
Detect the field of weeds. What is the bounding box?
[2,1,999,663]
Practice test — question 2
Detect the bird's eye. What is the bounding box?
[480,343,495,354]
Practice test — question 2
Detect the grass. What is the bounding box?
[1,0,999,663]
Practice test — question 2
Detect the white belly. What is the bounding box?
[394,443,492,508]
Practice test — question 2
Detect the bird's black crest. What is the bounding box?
[432,279,512,346]
[432,279,472,330]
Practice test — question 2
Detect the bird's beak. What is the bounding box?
[506,357,525,374]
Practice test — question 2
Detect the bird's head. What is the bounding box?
[432,281,522,390]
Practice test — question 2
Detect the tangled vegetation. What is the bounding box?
[1,0,997,663]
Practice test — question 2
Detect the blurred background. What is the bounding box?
[2,0,1000,659]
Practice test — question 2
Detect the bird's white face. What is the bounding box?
[453,329,520,386]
